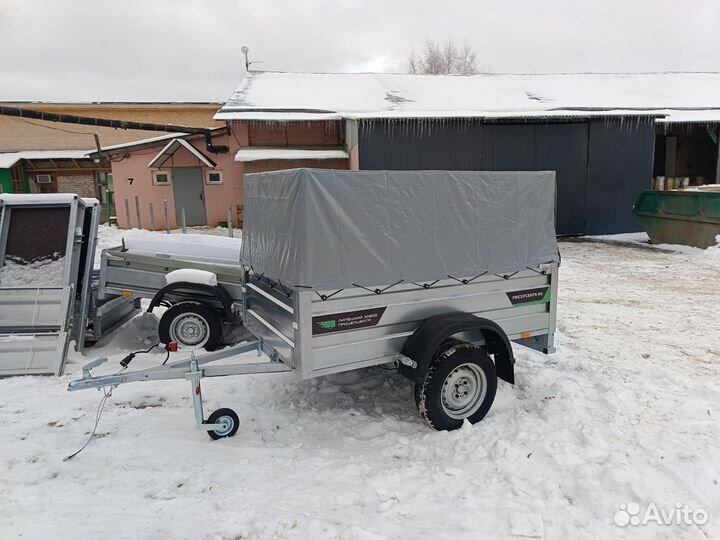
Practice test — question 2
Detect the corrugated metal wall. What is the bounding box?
[358,118,654,235]
[584,118,655,234]
[532,123,589,235]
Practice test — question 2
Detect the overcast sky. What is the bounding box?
[1,0,719,102]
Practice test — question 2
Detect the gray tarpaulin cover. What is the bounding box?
[241,169,559,290]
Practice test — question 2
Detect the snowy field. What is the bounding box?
[1,227,719,540]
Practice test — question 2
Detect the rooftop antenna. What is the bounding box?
[241,46,264,71]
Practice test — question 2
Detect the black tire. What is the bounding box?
[205,408,239,440]
[158,302,223,351]
[413,339,464,409]
[415,342,497,431]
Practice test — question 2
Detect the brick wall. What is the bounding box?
[247,122,343,146]
[56,173,97,198]
[243,158,350,174]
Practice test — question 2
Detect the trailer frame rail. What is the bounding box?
[67,340,293,437]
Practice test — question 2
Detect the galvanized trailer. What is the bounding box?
[70,169,560,437]
[96,234,245,350]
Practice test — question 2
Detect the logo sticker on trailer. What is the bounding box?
[506,287,550,306]
[312,307,387,335]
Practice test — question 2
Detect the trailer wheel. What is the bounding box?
[415,343,497,431]
[158,302,223,351]
[205,408,239,440]
[414,339,464,409]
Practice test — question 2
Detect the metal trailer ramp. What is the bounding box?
[0,194,98,376]
[0,288,73,375]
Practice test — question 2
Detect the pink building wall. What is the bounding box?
[111,122,351,230]
[113,130,247,230]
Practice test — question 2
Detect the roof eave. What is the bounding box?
[215,109,667,122]
[88,127,226,158]
[148,139,217,168]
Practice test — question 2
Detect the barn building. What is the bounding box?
[215,71,720,235]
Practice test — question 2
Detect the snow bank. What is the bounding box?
[704,234,720,260]
[584,232,650,244]
[585,231,720,261]
[166,268,218,287]
[652,235,720,260]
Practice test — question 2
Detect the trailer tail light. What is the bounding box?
[167,342,178,352]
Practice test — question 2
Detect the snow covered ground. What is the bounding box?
[1,227,719,540]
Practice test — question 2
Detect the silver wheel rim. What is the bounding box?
[215,416,234,436]
[169,312,210,348]
[441,362,487,420]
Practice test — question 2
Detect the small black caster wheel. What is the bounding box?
[205,408,239,440]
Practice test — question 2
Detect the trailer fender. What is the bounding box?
[399,313,515,385]
[147,282,234,320]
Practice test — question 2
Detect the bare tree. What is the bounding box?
[408,38,478,75]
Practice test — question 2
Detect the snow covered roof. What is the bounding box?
[149,138,216,168]
[235,147,349,162]
[0,150,92,169]
[215,71,720,123]
[655,110,720,123]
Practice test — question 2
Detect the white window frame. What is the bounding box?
[152,170,172,186]
[205,170,223,185]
